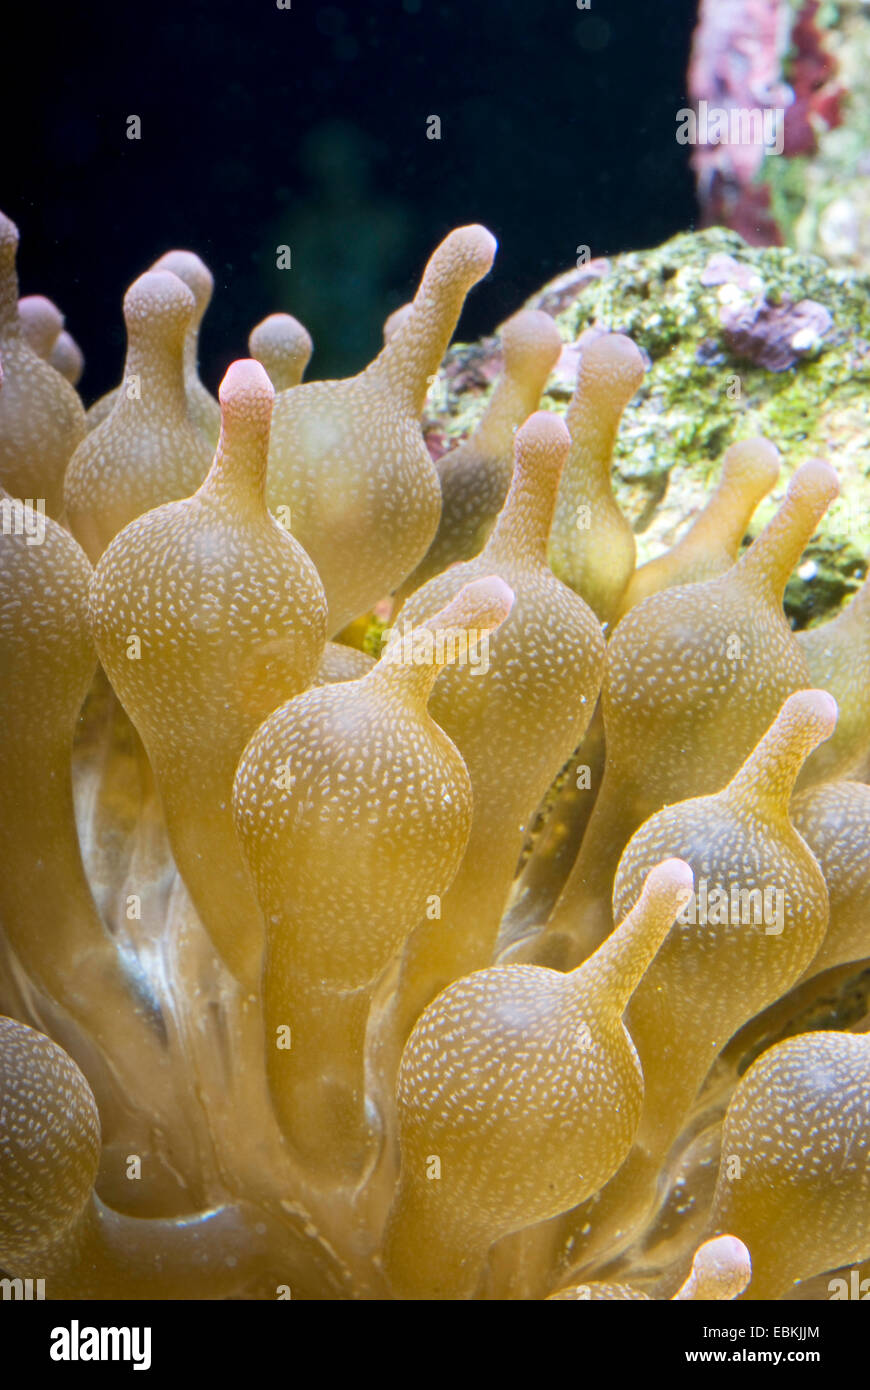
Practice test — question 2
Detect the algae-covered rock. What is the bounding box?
[424,226,870,628]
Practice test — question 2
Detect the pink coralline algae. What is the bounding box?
[688,0,843,245]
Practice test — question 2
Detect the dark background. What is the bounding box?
[5,0,699,397]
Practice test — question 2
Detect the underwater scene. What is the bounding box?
[1,0,870,1342]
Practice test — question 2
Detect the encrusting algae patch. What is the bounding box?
[0,208,869,1300]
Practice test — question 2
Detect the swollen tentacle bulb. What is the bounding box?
[86,249,219,444]
[548,1235,752,1301]
[90,359,327,989]
[0,1017,292,1299]
[376,411,606,1082]
[397,307,563,599]
[710,1033,870,1300]
[383,859,694,1299]
[558,689,837,1273]
[543,457,840,959]
[616,437,781,617]
[499,435,782,954]
[233,576,513,1176]
[0,211,85,514]
[65,270,214,561]
[266,224,497,635]
[798,569,870,785]
[0,206,869,1301]
[548,330,646,624]
[249,312,314,393]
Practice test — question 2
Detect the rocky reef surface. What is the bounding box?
[426,226,870,630]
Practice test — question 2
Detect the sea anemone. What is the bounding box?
[0,208,868,1300]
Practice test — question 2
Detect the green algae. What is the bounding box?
[426,227,870,628]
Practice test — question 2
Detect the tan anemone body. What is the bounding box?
[376,413,606,1079]
[65,271,214,562]
[397,307,563,599]
[87,249,220,445]
[383,860,694,1299]
[1,208,869,1305]
[557,690,838,1276]
[0,1017,287,1298]
[711,1032,870,1299]
[266,225,497,635]
[50,331,84,385]
[616,437,781,616]
[500,435,782,952]
[0,480,200,1190]
[544,459,840,957]
[249,312,313,392]
[89,360,327,988]
[233,577,514,1177]
[548,330,646,625]
[18,293,65,358]
[792,780,870,978]
[798,569,870,785]
[0,212,86,516]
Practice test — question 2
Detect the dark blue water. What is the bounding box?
[6,0,698,393]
